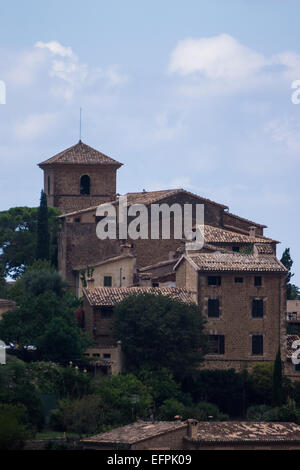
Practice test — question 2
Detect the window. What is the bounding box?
[252,299,264,318]
[235,277,243,283]
[295,363,300,372]
[80,175,91,195]
[101,307,113,318]
[74,217,81,223]
[103,353,111,359]
[207,299,220,318]
[232,246,240,252]
[104,276,112,287]
[208,335,225,354]
[207,276,221,286]
[252,335,263,355]
[254,276,262,286]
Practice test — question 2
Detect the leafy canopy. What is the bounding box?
[113,293,207,377]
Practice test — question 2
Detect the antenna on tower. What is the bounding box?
[79,107,82,143]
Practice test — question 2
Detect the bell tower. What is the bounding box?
[38,140,123,214]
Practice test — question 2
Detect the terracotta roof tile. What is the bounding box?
[38,141,123,167]
[185,252,287,273]
[196,225,275,244]
[82,420,187,445]
[191,422,300,443]
[83,286,196,306]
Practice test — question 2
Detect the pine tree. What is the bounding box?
[36,190,50,261]
[272,347,284,407]
[280,248,300,300]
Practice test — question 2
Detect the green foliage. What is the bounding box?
[0,404,29,450]
[0,205,61,279]
[181,369,249,417]
[36,191,50,261]
[0,362,44,432]
[93,373,153,422]
[51,395,106,435]
[137,367,181,409]
[113,293,207,377]
[184,402,229,421]
[247,404,275,422]
[272,347,284,407]
[280,248,300,300]
[0,264,91,363]
[158,399,186,420]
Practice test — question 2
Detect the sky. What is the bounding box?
[0,0,300,285]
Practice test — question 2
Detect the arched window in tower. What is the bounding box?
[80,175,91,195]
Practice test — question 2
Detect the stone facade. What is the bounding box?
[175,253,287,373]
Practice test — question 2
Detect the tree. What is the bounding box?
[280,248,300,300]
[113,293,207,378]
[0,263,91,363]
[272,347,284,407]
[0,205,60,279]
[36,191,50,261]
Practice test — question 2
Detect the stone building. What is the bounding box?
[82,286,196,370]
[38,140,123,214]
[38,141,290,375]
[174,243,287,373]
[81,419,300,450]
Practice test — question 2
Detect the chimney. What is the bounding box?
[187,419,198,439]
[249,226,256,238]
[120,243,133,255]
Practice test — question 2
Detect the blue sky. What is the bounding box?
[0,0,300,284]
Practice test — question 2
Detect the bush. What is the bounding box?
[51,395,106,435]
[0,404,29,450]
[184,402,228,421]
[158,399,186,420]
[246,405,275,422]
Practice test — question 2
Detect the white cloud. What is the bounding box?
[168,34,300,94]
[169,34,266,81]
[35,41,74,58]
[13,113,58,141]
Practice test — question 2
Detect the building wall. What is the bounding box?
[76,256,136,297]
[176,259,286,372]
[132,426,188,450]
[0,301,16,320]
[43,164,118,213]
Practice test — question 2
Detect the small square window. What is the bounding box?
[103,353,111,359]
[235,277,243,283]
[208,276,221,286]
[252,299,264,318]
[208,335,225,355]
[104,276,112,287]
[207,299,220,318]
[74,217,81,223]
[254,276,262,286]
[232,246,240,252]
[295,363,300,372]
[252,335,263,355]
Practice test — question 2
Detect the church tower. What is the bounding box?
[38,140,123,214]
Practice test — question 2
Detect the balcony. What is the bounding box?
[286,312,300,323]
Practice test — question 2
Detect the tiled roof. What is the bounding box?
[196,225,275,244]
[183,252,287,273]
[73,252,135,272]
[191,422,300,443]
[224,211,267,229]
[81,420,187,445]
[254,243,274,254]
[83,286,196,306]
[0,299,16,306]
[286,335,300,358]
[121,189,228,208]
[138,259,177,272]
[38,141,123,167]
